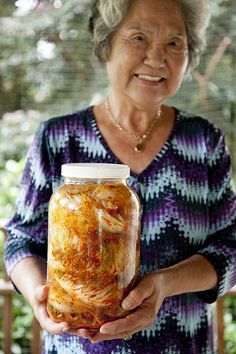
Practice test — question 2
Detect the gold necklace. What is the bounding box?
[105,100,161,152]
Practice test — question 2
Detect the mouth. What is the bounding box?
[134,74,165,84]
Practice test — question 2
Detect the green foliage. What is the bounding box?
[225,296,236,354]
[0,0,107,118]
[0,159,25,219]
[11,296,34,354]
[168,0,236,172]
[0,109,42,219]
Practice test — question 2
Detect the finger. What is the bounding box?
[99,306,152,335]
[75,328,98,338]
[99,310,140,334]
[76,328,91,337]
[35,284,49,303]
[58,327,98,338]
[34,298,69,335]
[122,279,154,310]
[33,287,75,335]
[99,313,137,334]
[93,305,157,343]
[38,306,70,334]
[90,326,139,343]
[45,321,70,335]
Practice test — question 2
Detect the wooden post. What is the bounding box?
[1,224,42,353]
[31,317,42,354]
[216,297,225,354]
[0,280,14,354]
[3,294,13,354]
[1,225,13,354]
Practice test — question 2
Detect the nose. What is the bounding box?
[143,44,166,68]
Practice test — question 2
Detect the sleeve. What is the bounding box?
[4,122,52,277]
[196,127,236,303]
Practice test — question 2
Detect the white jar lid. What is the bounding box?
[61,163,130,179]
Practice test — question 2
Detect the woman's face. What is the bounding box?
[106,0,189,108]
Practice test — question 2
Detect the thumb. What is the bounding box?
[35,284,49,303]
[122,279,153,310]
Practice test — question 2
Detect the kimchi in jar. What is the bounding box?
[47,163,140,329]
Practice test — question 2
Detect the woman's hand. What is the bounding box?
[32,285,71,335]
[77,271,166,343]
[9,257,76,336]
[32,285,99,338]
[78,254,218,343]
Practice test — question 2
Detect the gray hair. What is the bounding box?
[88,0,211,73]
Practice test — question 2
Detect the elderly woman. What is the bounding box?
[4,0,236,353]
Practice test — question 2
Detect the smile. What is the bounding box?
[134,74,164,83]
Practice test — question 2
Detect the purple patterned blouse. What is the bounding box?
[4,107,236,354]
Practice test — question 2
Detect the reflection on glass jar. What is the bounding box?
[47,163,140,329]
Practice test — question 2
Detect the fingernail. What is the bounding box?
[100,327,109,334]
[122,299,132,310]
[62,327,69,332]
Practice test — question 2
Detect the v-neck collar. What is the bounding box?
[87,106,180,178]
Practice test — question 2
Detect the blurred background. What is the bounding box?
[0,0,236,353]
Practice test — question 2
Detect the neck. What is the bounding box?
[105,97,162,152]
[107,94,162,135]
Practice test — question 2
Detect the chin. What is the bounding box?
[130,92,165,107]
[129,85,168,103]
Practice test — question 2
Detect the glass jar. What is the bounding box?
[47,163,140,329]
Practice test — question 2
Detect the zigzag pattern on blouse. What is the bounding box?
[4,107,236,354]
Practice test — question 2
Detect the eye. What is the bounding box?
[168,38,185,52]
[134,35,144,41]
[131,34,145,44]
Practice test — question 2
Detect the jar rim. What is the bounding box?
[61,163,130,179]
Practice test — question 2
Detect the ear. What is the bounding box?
[103,36,114,63]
